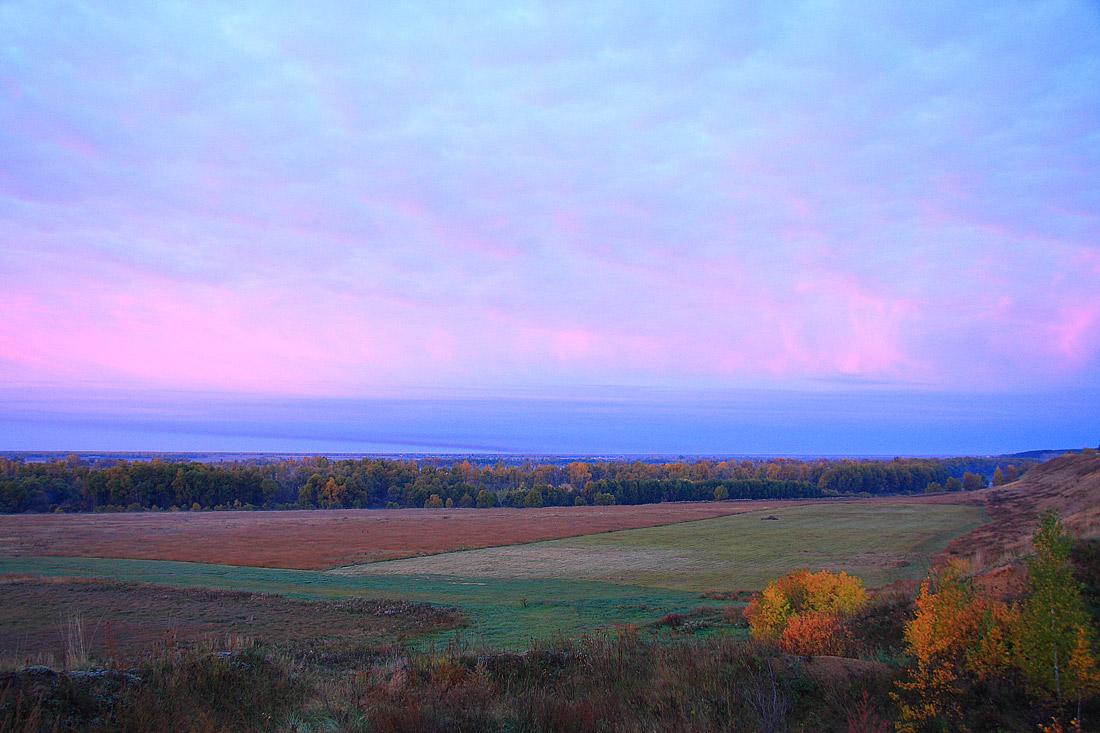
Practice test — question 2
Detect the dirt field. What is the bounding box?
[0,501,808,570]
[0,575,463,666]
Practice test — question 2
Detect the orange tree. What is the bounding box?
[893,563,1016,732]
[743,569,866,655]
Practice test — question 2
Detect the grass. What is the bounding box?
[0,577,463,667]
[1,632,898,732]
[0,557,703,650]
[0,502,984,648]
[335,503,986,591]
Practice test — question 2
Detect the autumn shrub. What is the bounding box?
[895,515,1100,731]
[744,569,866,655]
[779,611,850,656]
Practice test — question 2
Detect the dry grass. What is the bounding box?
[0,576,462,667]
[0,501,809,570]
[935,450,1100,578]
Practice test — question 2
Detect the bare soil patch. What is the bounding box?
[0,575,462,665]
[0,501,804,570]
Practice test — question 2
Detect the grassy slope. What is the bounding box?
[941,449,1100,573]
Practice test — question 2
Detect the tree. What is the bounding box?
[962,472,985,491]
[476,489,497,508]
[1068,623,1100,723]
[297,484,316,508]
[524,488,543,508]
[1017,512,1095,703]
[714,485,729,501]
[893,564,1015,732]
[318,477,346,508]
[425,493,443,508]
[945,477,963,492]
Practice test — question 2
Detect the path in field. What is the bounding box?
[332,503,986,591]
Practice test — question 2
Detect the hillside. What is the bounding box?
[939,449,1100,583]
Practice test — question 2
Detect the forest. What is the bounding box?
[0,454,1029,513]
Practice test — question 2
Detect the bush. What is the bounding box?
[744,569,866,654]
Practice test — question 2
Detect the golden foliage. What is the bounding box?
[893,565,1016,731]
[743,569,865,654]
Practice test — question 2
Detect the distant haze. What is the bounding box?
[2,2,1098,453]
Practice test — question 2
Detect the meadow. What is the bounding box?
[334,502,985,592]
[0,500,983,651]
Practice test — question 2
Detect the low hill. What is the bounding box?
[939,449,1100,583]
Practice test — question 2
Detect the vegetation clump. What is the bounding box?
[893,512,1100,732]
[744,568,867,655]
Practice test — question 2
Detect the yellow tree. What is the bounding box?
[893,564,1016,732]
[1067,624,1100,725]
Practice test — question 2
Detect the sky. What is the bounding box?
[1,1,1098,455]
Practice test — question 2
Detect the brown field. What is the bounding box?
[0,575,463,666]
[0,501,809,570]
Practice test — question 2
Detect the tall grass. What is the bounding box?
[1,631,897,732]
[61,610,90,669]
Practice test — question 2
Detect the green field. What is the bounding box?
[0,502,984,648]
[334,503,986,591]
[0,555,703,649]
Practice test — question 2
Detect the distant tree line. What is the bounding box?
[0,454,1031,513]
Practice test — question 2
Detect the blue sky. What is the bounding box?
[2,1,1098,454]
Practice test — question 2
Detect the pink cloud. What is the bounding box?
[1047,303,1100,367]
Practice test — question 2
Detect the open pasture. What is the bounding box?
[0,556,704,650]
[334,502,986,591]
[0,501,800,569]
[0,499,986,649]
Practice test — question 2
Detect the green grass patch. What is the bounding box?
[336,502,984,592]
[0,555,705,649]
